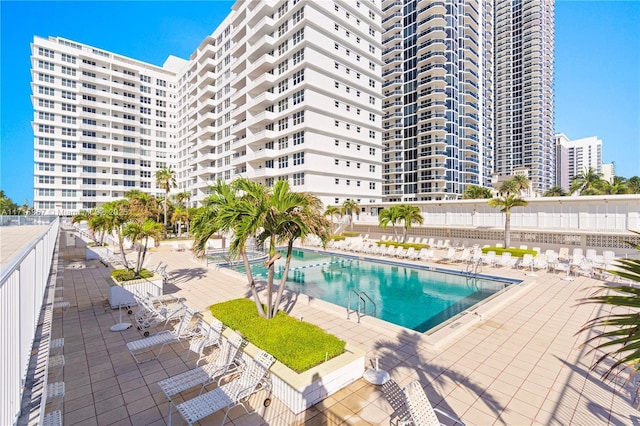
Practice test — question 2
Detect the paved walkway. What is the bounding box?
[50,228,639,425]
[0,225,49,269]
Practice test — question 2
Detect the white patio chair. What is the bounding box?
[418,249,434,263]
[187,317,224,365]
[437,248,456,263]
[532,254,548,272]
[517,253,534,270]
[127,307,199,363]
[132,292,187,336]
[495,252,515,268]
[175,350,276,425]
[574,258,594,278]
[481,251,496,266]
[558,247,570,261]
[160,330,245,425]
[402,380,465,426]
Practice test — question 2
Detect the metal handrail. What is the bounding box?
[347,290,377,324]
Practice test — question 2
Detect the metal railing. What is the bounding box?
[0,217,59,425]
[347,290,377,324]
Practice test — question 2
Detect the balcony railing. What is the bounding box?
[0,217,59,425]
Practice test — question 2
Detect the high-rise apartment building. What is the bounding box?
[555,133,603,190]
[32,0,384,212]
[380,0,495,201]
[32,36,186,211]
[494,0,555,194]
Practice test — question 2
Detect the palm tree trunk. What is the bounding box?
[403,226,408,243]
[241,249,266,317]
[164,189,168,236]
[117,228,129,269]
[272,240,294,318]
[504,211,511,248]
[266,236,276,318]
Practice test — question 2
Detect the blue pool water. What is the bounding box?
[230,249,519,333]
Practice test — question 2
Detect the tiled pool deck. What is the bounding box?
[48,227,639,425]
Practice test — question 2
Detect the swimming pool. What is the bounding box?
[230,249,520,333]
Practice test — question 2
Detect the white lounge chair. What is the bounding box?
[159,330,245,425]
[175,350,276,425]
[517,253,534,270]
[496,252,515,268]
[127,308,199,363]
[481,251,497,266]
[532,254,548,272]
[402,380,465,426]
[187,317,224,365]
[437,248,457,263]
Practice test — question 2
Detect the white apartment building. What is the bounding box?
[31,36,185,211]
[494,0,555,194]
[380,0,495,202]
[32,0,384,212]
[601,163,615,183]
[555,133,603,190]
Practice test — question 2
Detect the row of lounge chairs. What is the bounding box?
[124,294,276,425]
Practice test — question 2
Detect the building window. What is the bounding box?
[293,152,304,165]
[292,111,304,125]
[293,172,304,186]
[369,182,376,190]
[292,69,304,85]
[335,178,339,185]
[292,89,304,105]
[278,156,288,168]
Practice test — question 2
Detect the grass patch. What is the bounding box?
[481,247,537,258]
[111,268,153,282]
[375,241,428,250]
[210,298,346,373]
[342,231,360,237]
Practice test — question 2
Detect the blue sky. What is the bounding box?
[1,1,638,204]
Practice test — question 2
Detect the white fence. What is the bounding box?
[0,217,59,426]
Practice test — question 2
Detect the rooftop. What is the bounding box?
[45,226,639,425]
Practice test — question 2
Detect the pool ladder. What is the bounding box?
[347,290,376,323]
[465,258,482,277]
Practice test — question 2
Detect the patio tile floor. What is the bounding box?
[46,227,640,425]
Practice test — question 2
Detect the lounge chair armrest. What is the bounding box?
[433,407,465,426]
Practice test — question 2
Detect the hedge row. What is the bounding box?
[480,247,538,258]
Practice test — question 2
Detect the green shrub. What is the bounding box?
[375,241,429,250]
[342,231,360,237]
[480,247,537,258]
[329,235,346,241]
[210,298,346,373]
[111,268,153,282]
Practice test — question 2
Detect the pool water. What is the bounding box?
[230,249,517,333]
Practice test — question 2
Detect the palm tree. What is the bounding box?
[378,206,400,241]
[397,204,424,243]
[171,208,189,237]
[511,174,531,196]
[191,178,330,319]
[101,200,132,268]
[155,167,177,234]
[123,219,163,275]
[498,179,519,196]
[323,205,341,233]
[462,185,493,199]
[544,186,567,197]
[125,190,159,223]
[341,199,360,232]
[600,176,630,195]
[579,232,640,405]
[175,190,192,208]
[627,176,640,194]
[488,194,528,248]
[570,167,604,195]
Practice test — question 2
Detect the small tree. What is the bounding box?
[323,205,342,233]
[570,167,604,195]
[544,186,567,197]
[171,208,189,237]
[397,204,424,243]
[155,168,177,235]
[488,182,528,248]
[378,206,400,241]
[462,185,493,199]
[123,219,163,276]
[192,178,330,319]
[341,199,360,232]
